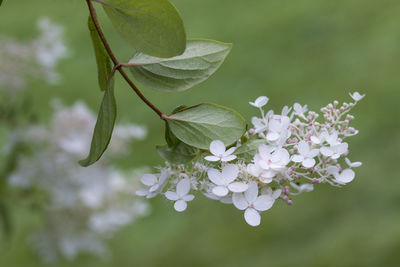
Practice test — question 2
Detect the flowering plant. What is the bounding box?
[136,94,364,226]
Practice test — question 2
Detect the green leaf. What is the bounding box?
[234,139,265,161]
[156,142,198,164]
[128,39,232,92]
[0,0,3,7]
[103,0,186,58]
[166,103,246,149]
[164,122,180,148]
[88,16,113,91]
[79,77,116,167]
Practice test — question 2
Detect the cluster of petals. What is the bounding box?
[136,93,364,227]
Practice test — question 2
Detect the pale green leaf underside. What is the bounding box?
[103,0,186,58]
[234,139,266,161]
[167,103,246,149]
[88,16,112,91]
[156,143,198,164]
[79,78,116,166]
[128,39,232,92]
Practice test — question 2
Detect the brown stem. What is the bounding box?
[86,0,166,119]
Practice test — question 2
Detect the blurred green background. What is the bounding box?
[1,0,400,266]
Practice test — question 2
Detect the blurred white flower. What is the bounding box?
[249,96,269,108]
[290,182,314,195]
[345,158,362,168]
[165,178,194,212]
[291,140,319,168]
[293,103,308,119]
[327,166,355,184]
[349,91,365,102]
[136,170,169,199]
[7,100,148,262]
[232,182,274,226]
[204,140,236,162]
[207,164,248,197]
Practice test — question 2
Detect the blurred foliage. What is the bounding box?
[1,0,399,266]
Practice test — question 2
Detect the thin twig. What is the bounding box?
[86,0,166,119]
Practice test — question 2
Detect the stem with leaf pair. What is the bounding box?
[86,0,166,120]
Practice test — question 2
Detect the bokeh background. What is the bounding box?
[1,0,399,266]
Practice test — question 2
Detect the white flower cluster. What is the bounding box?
[0,17,67,93]
[7,101,148,262]
[136,92,364,227]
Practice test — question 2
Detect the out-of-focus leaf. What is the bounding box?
[234,139,265,161]
[103,0,186,58]
[167,103,246,149]
[156,142,198,164]
[128,39,232,92]
[79,77,116,166]
[88,16,113,91]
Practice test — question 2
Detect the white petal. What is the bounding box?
[266,132,280,142]
[244,208,261,227]
[352,161,362,168]
[204,155,220,162]
[165,191,179,201]
[212,186,229,197]
[221,154,237,162]
[221,164,239,184]
[297,140,309,155]
[209,140,225,156]
[291,155,304,163]
[228,182,248,193]
[255,96,269,107]
[259,176,273,184]
[310,136,321,144]
[302,158,316,168]
[253,195,274,211]
[345,157,352,167]
[309,149,320,158]
[207,168,223,186]
[272,189,282,199]
[327,166,339,175]
[174,200,187,212]
[320,147,333,157]
[158,170,169,185]
[245,181,258,203]
[232,193,248,210]
[182,194,195,202]
[176,178,191,197]
[223,147,236,156]
[338,169,355,183]
[136,188,149,196]
[149,184,160,192]
[140,174,157,186]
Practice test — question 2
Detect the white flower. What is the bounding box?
[291,140,319,168]
[207,164,248,197]
[204,140,236,162]
[136,170,169,199]
[165,178,194,212]
[327,166,355,184]
[293,103,308,119]
[247,144,290,183]
[290,182,314,195]
[266,115,291,146]
[249,96,269,108]
[319,131,348,159]
[349,92,365,102]
[345,158,362,168]
[320,142,348,159]
[251,117,268,133]
[232,182,274,226]
[261,187,282,200]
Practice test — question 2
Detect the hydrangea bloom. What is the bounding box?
[136,93,364,226]
[7,101,148,262]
